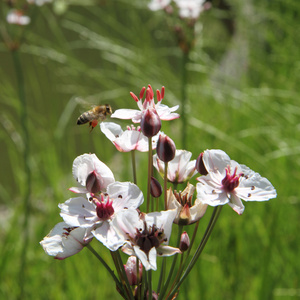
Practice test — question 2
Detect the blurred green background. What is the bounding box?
[0,0,299,299]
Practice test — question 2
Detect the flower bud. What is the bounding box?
[86,171,103,193]
[179,231,190,252]
[156,134,176,163]
[150,177,162,198]
[124,256,143,286]
[140,108,161,137]
[195,152,208,175]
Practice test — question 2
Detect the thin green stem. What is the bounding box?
[12,49,31,300]
[164,162,168,210]
[110,251,134,300]
[157,257,166,295]
[186,220,200,259]
[86,245,123,293]
[148,270,152,300]
[166,206,223,300]
[181,50,189,149]
[147,137,153,213]
[131,150,137,184]
[158,225,183,300]
[115,250,134,300]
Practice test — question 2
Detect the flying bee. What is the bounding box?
[77,104,112,132]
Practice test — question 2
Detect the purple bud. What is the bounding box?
[150,177,162,198]
[140,108,161,138]
[179,231,190,252]
[195,152,208,175]
[86,171,103,193]
[156,134,176,163]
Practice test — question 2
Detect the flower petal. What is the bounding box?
[72,153,115,191]
[107,182,144,212]
[156,245,181,257]
[228,194,245,214]
[144,210,177,244]
[40,222,92,260]
[111,109,142,122]
[92,220,125,251]
[202,149,231,175]
[100,122,123,143]
[59,197,98,227]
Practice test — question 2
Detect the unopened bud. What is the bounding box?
[86,171,103,193]
[124,256,143,286]
[150,177,162,198]
[195,152,208,175]
[140,108,161,138]
[156,134,176,163]
[179,231,190,252]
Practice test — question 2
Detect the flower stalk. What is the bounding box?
[12,48,32,300]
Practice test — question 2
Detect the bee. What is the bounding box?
[77,104,112,132]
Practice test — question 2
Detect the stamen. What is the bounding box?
[221,166,240,193]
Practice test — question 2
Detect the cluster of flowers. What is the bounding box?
[148,0,208,19]
[5,0,52,26]
[40,85,276,299]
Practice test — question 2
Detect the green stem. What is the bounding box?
[166,206,223,300]
[157,257,166,295]
[148,270,152,300]
[115,250,134,300]
[110,251,134,300]
[131,150,137,184]
[147,137,153,213]
[158,225,183,300]
[12,49,31,300]
[181,50,189,149]
[87,245,122,291]
[164,162,168,210]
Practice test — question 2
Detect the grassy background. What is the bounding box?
[0,0,299,299]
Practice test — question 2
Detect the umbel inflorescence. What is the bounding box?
[40,85,277,300]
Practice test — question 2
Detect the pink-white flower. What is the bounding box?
[100,122,160,152]
[196,150,277,214]
[167,183,207,225]
[59,181,144,251]
[153,150,197,183]
[69,153,115,195]
[40,222,92,260]
[111,85,179,123]
[113,209,180,271]
[6,10,30,25]
[148,0,171,11]
[174,0,206,19]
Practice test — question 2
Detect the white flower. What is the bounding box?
[6,10,30,26]
[69,153,115,195]
[148,0,171,11]
[153,150,197,183]
[196,150,277,214]
[59,181,144,251]
[111,85,179,123]
[40,222,92,259]
[174,0,206,19]
[100,122,160,152]
[113,209,180,271]
[167,183,207,225]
